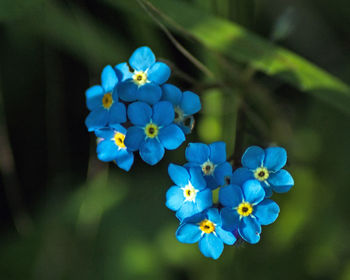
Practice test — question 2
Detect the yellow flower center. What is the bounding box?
[237,202,253,217]
[181,182,198,202]
[254,167,269,181]
[144,123,159,138]
[201,160,215,175]
[133,71,148,86]
[199,219,215,234]
[102,93,113,109]
[113,132,126,149]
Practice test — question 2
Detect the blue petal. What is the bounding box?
[137,83,162,105]
[158,124,185,150]
[231,167,254,186]
[180,90,201,115]
[139,138,165,165]
[214,162,232,186]
[176,202,198,221]
[254,199,280,226]
[198,233,224,260]
[96,140,118,162]
[166,186,185,211]
[109,102,126,124]
[127,101,152,126]
[242,180,265,205]
[268,169,294,193]
[176,223,202,244]
[195,189,213,212]
[219,184,243,208]
[147,62,171,84]
[161,84,182,105]
[264,147,287,172]
[189,167,206,190]
[124,126,144,151]
[117,80,138,102]
[241,146,265,169]
[85,109,108,132]
[206,208,221,226]
[263,185,273,198]
[152,101,174,126]
[101,65,118,92]
[204,175,218,190]
[95,128,114,139]
[114,62,133,81]
[109,123,127,134]
[215,226,236,245]
[168,163,190,188]
[85,85,104,111]
[115,150,134,171]
[129,46,156,71]
[221,207,240,232]
[209,142,227,164]
[185,143,210,164]
[238,216,261,244]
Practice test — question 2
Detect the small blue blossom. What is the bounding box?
[232,146,294,197]
[95,124,134,171]
[176,208,236,260]
[185,142,232,190]
[219,179,280,244]
[125,101,185,165]
[161,83,201,134]
[85,65,126,132]
[166,164,212,220]
[116,46,171,105]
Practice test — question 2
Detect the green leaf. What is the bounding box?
[106,0,350,113]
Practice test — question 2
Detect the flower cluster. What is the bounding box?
[84,46,201,170]
[166,144,294,259]
[84,45,295,261]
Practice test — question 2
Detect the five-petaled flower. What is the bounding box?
[185,142,232,189]
[125,101,185,165]
[95,124,134,171]
[231,146,294,197]
[219,179,280,244]
[161,83,201,134]
[116,46,171,105]
[176,208,236,259]
[85,65,126,132]
[166,164,212,220]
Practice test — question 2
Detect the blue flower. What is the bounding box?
[124,101,185,165]
[185,142,232,190]
[231,146,294,197]
[161,84,201,134]
[116,46,171,105]
[176,208,236,259]
[95,124,134,171]
[166,164,212,220]
[85,65,126,132]
[219,179,280,244]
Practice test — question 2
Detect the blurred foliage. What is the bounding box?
[0,0,350,279]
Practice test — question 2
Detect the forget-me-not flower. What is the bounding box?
[85,65,126,131]
[95,124,134,171]
[117,46,171,104]
[161,83,201,134]
[125,101,185,165]
[231,146,294,197]
[176,208,236,259]
[166,164,212,220]
[185,142,232,189]
[220,179,280,244]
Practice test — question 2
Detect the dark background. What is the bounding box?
[0,0,350,279]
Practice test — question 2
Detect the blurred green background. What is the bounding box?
[0,0,350,279]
